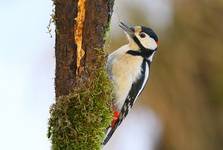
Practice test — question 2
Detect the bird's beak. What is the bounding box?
[119,22,134,38]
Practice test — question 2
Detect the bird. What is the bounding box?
[103,22,159,145]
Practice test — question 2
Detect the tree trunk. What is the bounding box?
[48,0,114,149]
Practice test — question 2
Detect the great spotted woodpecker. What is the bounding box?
[103,22,158,145]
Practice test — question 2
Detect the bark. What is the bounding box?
[48,0,114,149]
[55,0,114,97]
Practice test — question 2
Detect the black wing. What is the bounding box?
[103,60,149,145]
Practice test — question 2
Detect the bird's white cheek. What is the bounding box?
[148,39,157,50]
[140,37,157,50]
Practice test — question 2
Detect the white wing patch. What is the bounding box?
[134,62,150,104]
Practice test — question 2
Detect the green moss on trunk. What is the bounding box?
[48,54,113,149]
[49,0,115,149]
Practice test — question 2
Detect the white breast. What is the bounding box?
[107,45,144,110]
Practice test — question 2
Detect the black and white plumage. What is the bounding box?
[103,22,158,145]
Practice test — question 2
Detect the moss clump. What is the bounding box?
[48,52,113,150]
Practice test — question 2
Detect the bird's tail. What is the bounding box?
[103,111,120,145]
[103,126,117,145]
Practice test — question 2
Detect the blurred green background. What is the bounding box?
[106,0,223,149]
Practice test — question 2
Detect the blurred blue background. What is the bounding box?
[0,0,54,149]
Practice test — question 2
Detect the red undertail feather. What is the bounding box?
[112,111,120,128]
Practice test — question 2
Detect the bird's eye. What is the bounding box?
[139,32,146,38]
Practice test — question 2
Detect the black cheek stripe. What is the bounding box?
[133,36,145,50]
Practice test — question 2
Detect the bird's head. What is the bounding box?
[119,22,158,51]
